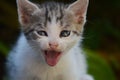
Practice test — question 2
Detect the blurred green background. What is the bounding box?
[0,0,120,80]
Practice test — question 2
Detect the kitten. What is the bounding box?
[7,0,94,80]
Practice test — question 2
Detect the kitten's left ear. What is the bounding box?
[17,0,40,26]
[67,0,89,23]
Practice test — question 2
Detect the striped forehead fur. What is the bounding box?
[38,2,69,25]
[23,1,83,39]
[24,2,70,35]
[24,2,71,35]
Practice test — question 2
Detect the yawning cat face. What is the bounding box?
[17,0,89,66]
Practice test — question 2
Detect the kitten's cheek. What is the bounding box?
[40,41,48,50]
[59,42,66,50]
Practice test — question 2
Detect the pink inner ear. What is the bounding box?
[17,0,39,26]
[74,11,84,24]
[75,16,84,24]
[21,14,30,25]
[68,0,88,24]
[19,8,30,25]
[74,5,87,24]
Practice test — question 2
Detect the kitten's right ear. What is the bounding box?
[67,0,89,24]
[17,0,39,26]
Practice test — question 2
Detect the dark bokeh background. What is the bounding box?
[0,0,120,80]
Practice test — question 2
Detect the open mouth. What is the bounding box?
[44,50,62,66]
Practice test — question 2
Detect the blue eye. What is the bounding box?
[37,31,48,36]
[60,30,71,37]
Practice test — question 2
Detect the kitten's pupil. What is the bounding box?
[37,31,48,36]
[60,30,71,37]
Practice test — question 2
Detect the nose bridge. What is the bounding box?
[48,29,59,43]
[48,21,60,41]
[47,18,60,49]
[48,33,58,45]
[48,28,59,49]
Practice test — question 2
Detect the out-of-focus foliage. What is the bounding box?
[0,0,120,80]
[0,42,9,56]
[85,49,116,80]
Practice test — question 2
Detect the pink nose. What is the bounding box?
[49,42,58,49]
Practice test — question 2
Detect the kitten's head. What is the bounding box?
[17,0,89,66]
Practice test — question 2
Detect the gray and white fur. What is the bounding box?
[7,0,94,80]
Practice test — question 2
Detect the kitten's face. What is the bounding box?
[17,0,89,66]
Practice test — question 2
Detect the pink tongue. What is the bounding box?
[44,51,61,66]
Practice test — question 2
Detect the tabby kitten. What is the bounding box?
[7,0,94,80]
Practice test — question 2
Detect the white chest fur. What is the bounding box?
[8,35,93,80]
